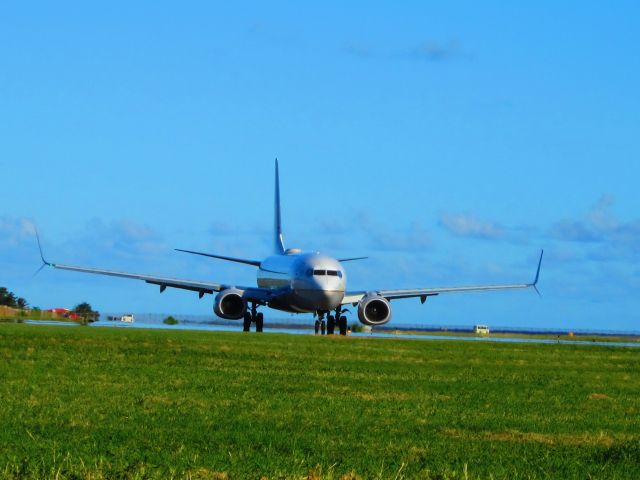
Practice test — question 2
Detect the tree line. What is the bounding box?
[0,287,98,322]
[0,287,28,309]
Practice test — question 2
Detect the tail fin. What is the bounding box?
[274,158,286,254]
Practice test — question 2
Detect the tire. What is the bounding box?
[320,320,326,335]
[327,315,335,335]
[255,312,264,333]
[243,312,251,332]
[339,315,347,336]
[314,320,320,334]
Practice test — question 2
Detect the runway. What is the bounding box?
[23,319,640,348]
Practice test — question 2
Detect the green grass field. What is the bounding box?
[1,324,639,479]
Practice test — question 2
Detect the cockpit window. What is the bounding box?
[337,271,343,278]
[313,269,326,276]
[327,270,338,276]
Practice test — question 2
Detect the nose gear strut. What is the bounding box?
[314,311,326,335]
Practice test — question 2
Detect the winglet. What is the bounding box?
[531,249,543,296]
[33,229,53,277]
[35,229,52,267]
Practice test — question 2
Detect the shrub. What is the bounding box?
[163,316,179,325]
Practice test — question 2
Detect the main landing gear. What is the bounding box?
[243,303,263,333]
[315,308,348,336]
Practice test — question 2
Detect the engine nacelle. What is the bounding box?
[213,288,247,320]
[357,294,392,326]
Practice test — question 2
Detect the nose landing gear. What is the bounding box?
[314,313,326,335]
[243,303,264,333]
[315,308,348,336]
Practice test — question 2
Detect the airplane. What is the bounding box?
[36,160,543,335]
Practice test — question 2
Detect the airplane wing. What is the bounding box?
[35,231,268,299]
[47,264,289,314]
[343,250,543,305]
[43,261,281,304]
[47,262,230,296]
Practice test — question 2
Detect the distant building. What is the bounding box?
[120,314,135,323]
[474,324,490,335]
[46,308,80,320]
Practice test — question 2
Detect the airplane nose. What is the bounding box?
[292,259,345,310]
[293,276,344,310]
[298,288,344,310]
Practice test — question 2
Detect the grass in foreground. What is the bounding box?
[388,329,640,344]
[0,324,639,479]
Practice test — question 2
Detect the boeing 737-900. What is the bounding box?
[37,160,542,335]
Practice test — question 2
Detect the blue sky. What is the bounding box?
[1,1,639,331]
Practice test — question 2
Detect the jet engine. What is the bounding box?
[213,288,247,320]
[357,294,392,326]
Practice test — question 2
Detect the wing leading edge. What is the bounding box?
[343,250,544,305]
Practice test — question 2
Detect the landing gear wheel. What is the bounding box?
[314,320,320,334]
[339,315,348,336]
[243,312,251,332]
[255,312,264,333]
[320,320,326,335]
[327,315,335,335]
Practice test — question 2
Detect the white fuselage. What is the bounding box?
[256,251,346,313]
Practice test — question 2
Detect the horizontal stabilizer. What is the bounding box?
[337,256,368,262]
[175,248,261,266]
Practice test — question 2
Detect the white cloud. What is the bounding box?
[550,195,640,260]
[0,216,36,247]
[439,212,504,240]
[587,195,617,231]
[344,39,469,63]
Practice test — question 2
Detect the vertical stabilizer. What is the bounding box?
[274,159,286,254]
